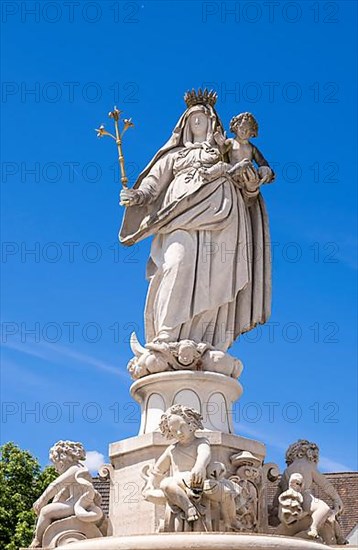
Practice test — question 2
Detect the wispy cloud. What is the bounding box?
[1,357,51,388]
[237,422,287,451]
[2,340,125,378]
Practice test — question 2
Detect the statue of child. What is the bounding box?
[214,112,274,192]
[273,439,346,545]
[142,404,242,531]
[30,440,103,548]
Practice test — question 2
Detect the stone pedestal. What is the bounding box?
[107,430,266,537]
[104,370,272,537]
[130,371,243,435]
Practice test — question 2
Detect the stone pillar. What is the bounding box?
[130,371,243,435]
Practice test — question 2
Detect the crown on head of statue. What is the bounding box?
[184,88,218,109]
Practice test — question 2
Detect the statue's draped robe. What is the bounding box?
[120,142,271,351]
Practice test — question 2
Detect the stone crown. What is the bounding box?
[184,88,218,108]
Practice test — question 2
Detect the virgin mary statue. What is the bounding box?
[119,90,271,352]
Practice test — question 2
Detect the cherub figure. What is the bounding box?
[169,340,243,378]
[142,405,242,531]
[30,440,103,548]
[128,334,242,379]
[169,339,204,367]
[214,112,274,192]
[273,439,346,545]
[279,472,340,539]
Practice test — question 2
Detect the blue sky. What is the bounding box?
[1,0,357,474]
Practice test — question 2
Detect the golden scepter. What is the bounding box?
[95,106,134,188]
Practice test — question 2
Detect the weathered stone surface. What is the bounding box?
[272,440,347,546]
[130,370,242,435]
[93,471,358,541]
[29,441,105,548]
[107,430,265,536]
[59,532,334,550]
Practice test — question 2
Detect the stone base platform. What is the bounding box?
[59,532,335,550]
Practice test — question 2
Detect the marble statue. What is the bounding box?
[30,440,105,548]
[214,112,274,201]
[141,404,245,532]
[272,440,346,545]
[119,89,274,374]
[128,334,243,379]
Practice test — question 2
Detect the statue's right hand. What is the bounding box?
[33,498,43,515]
[333,498,344,516]
[213,131,226,147]
[120,189,142,207]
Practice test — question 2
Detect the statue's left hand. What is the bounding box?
[197,167,209,182]
[258,165,274,184]
[200,161,229,183]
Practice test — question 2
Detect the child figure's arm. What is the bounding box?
[142,447,172,504]
[154,447,172,476]
[312,469,343,515]
[213,132,232,155]
[252,145,275,183]
[33,465,77,514]
[191,439,211,485]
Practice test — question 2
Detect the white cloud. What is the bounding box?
[83,450,106,474]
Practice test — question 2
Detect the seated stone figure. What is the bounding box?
[279,472,342,540]
[141,404,244,532]
[272,439,346,545]
[30,440,105,548]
